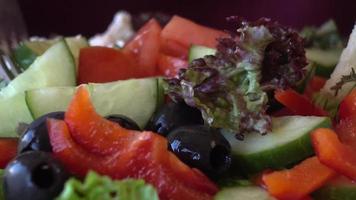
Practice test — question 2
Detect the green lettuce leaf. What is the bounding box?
[56,171,159,200]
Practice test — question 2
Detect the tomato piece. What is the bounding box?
[160,39,189,59]
[78,47,138,84]
[338,89,356,120]
[124,19,162,77]
[50,86,218,200]
[158,54,188,77]
[161,15,227,49]
[275,89,328,116]
[262,156,336,200]
[304,76,327,98]
[312,128,356,181]
[0,139,17,168]
[336,116,356,150]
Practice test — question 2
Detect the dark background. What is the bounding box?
[18,0,356,37]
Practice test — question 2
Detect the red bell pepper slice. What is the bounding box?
[161,15,226,49]
[275,89,328,116]
[338,89,356,120]
[0,139,17,168]
[124,19,162,77]
[312,128,356,181]
[49,86,218,200]
[158,54,188,77]
[160,39,189,59]
[78,47,138,84]
[262,156,336,200]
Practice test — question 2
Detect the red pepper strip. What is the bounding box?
[0,139,17,168]
[262,156,336,200]
[50,87,218,200]
[312,128,356,181]
[275,89,328,116]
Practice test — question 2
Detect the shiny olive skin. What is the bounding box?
[106,114,141,131]
[18,112,65,153]
[4,151,69,200]
[146,102,204,136]
[167,125,231,179]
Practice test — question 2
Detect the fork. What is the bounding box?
[0,0,27,82]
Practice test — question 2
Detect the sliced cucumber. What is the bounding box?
[0,40,76,137]
[223,116,331,175]
[90,78,160,128]
[26,78,163,128]
[0,40,76,98]
[188,45,216,62]
[306,48,342,77]
[214,186,276,200]
[313,176,356,200]
[12,36,88,69]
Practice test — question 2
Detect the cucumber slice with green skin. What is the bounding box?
[0,40,76,98]
[313,176,356,200]
[0,40,76,137]
[12,36,88,69]
[90,78,160,128]
[306,48,342,78]
[188,45,216,62]
[223,116,331,175]
[214,186,276,200]
[26,78,163,128]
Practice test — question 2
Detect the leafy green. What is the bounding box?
[166,25,273,139]
[301,20,343,50]
[166,18,307,138]
[56,171,159,200]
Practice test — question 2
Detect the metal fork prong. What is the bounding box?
[0,54,14,81]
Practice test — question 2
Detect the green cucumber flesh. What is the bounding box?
[12,36,88,69]
[223,116,331,175]
[0,40,76,98]
[26,78,163,128]
[214,186,276,200]
[306,48,342,77]
[313,176,356,200]
[0,40,76,137]
[188,45,216,62]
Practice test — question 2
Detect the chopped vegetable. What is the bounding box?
[304,76,326,98]
[161,15,226,49]
[48,86,218,200]
[0,139,18,168]
[78,47,138,84]
[158,54,188,77]
[56,171,159,200]
[312,92,339,118]
[262,156,336,200]
[123,19,162,77]
[312,128,356,181]
[338,87,356,120]
[166,17,307,138]
[274,89,328,116]
[336,116,356,151]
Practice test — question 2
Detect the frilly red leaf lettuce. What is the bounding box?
[165,18,307,139]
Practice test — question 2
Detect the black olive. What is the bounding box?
[18,112,65,154]
[146,102,204,136]
[167,125,231,179]
[106,114,141,131]
[3,151,69,200]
